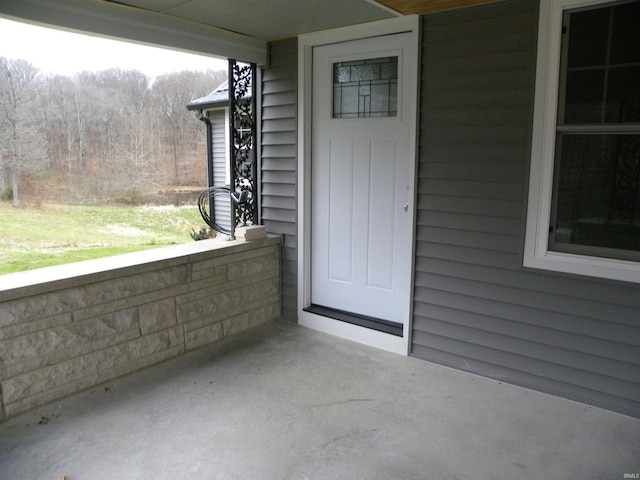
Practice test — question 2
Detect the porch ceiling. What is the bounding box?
[0,0,500,66]
[106,0,498,41]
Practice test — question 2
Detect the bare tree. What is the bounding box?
[152,69,225,184]
[43,74,76,170]
[0,57,43,207]
[91,73,125,199]
[1,59,223,205]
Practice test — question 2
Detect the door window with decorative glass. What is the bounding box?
[333,56,398,118]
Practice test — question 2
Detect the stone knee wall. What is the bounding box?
[0,237,281,421]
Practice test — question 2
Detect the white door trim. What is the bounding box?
[297,15,420,355]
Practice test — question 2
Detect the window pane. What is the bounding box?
[333,56,398,118]
[606,66,640,123]
[567,7,609,69]
[610,1,640,64]
[562,1,640,125]
[563,69,605,123]
[551,134,640,256]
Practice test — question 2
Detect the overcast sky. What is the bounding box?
[0,17,227,78]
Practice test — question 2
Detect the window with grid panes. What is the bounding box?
[550,0,640,261]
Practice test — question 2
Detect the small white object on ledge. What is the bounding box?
[235,225,267,241]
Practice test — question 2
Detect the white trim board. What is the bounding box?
[0,0,267,65]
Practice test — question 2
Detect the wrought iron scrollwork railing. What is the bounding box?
[229,60,257,231]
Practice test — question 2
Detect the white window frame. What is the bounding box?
[524,0,640,284]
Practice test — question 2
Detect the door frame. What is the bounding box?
[297,15,420,355]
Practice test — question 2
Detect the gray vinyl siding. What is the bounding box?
[261,39,298,321]
[413,0,640,418]
[208,109,232,233]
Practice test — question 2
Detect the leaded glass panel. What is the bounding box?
[333,56,398,118]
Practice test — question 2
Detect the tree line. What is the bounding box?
[0,56,226,207]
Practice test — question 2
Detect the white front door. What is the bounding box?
[311,32,413,326]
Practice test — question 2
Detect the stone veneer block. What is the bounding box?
[185,322,224,351]
[0,312,72,341]
[1,323,141,380]
[139,298,177,335]
[222,302,281,337]
[190,264,228,282]
[226,250,280,278]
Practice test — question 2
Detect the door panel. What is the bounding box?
[368,139,397,290]
[328,139,355,283]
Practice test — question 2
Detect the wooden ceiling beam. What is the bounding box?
[375,0,499,14]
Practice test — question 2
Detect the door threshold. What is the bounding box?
[304,304,403,337]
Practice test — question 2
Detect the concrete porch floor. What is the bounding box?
[1,320,638,480]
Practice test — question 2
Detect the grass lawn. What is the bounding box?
[0,202,208,274]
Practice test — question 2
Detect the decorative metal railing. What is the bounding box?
[229,60,257,231]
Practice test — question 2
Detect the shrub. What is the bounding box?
[190,227,211,241]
